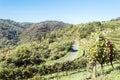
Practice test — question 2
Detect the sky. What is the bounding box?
[0,0,120,24]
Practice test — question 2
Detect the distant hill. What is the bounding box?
[20,21,70,42]
[111,17,120,21]
[0,19,28,48]
[0,17,120,48]
[0,19,70,48]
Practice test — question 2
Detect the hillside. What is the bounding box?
[0,18,120,80]
[20,21,70,43]
[106,28,120,53]
[0,19,70,48]
[0,19,29,48]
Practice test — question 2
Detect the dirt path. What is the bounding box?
[61,40,79,62]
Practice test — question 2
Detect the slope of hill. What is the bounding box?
[0,18,120,80]
[0,19,70,48]
[0,19,28,48]
[106,28,120,53]
[20,21,70,43]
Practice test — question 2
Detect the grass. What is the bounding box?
[39,29,120,80]
[75,46,83,59]
[97,63,120,80]
[56,29,120,80]
[43,69,87,80]
[45,52,72,65]
[45,40,83,65]
[43,62,120,80]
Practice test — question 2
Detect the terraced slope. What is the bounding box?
[106,28,120,53]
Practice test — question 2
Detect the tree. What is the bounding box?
[88,33,118,70]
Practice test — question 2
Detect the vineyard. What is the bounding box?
[1,0,120,79]
[0,19,120,80]
[38,29,120,80]
[106,28,120,53]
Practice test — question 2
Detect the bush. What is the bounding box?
[29,74,46,80]
[38,57,88,75]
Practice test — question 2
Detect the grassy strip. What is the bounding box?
[75,46,83,59]
[43,69,87,80]
[44,62,120,80]
[45,52,71,65]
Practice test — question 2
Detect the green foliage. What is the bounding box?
[78,22,101,38]
[0,19,70,48]
[49,40,73,60]
[6,44,46,67]
[0,18,120,80]
[20,21,70,43]
[30,74,46,80]
[0,19,27,48]
[0,66,38,80]
[38,57,88,75]
[88,33,118,69]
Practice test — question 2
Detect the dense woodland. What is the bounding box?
[0,18,120,80]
